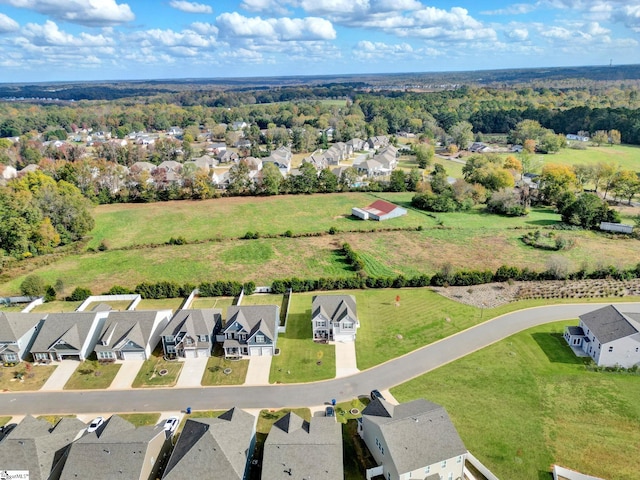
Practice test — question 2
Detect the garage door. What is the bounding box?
[197,349,210,358]
[184,350,197,359]
[122,351,146,361]
[261,347,272,356]
[250,347,261,356]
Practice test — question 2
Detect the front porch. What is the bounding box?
[223,339,247,359]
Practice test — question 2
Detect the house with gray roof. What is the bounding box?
[94,310,172,361]
[162,408,256,480]
[359,398,467,480]
[0,415,85,480]
[30,311,110,362]
[262,146,292,173]
[261,412,343,480]
[311,294,359,342]
[222,305,279,358]
[564,304,640,367]
[0,311,46,364]
[161,309,222,359]
[354,158,384,177]
[367,135,390,150]
[59,415,170,480]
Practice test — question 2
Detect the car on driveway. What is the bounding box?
[370,389,384,401]
[325,406,335,417]
[163,416,179,435]
[87,416,104,433]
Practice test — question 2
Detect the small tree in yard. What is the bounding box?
[68,287,92,302]
[20,275,45,297]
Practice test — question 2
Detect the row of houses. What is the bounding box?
[0,397,467,480]
[0,294,361,365]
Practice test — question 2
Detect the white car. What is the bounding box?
[163,416,179,435]
[87,416,104,433]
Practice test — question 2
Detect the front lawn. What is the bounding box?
[0,363,57,391]
[132,356,183,388]
[269,294,335,384]
[201,346,249,385]
[391,320,640,480]
[63,360,121,390]
[119,412,161,427]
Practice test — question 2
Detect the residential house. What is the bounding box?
[367,135,390,150]
[209,142,227,153]
[217,150,239,164]
[59,415,170,480]
[30,311,110,362]
[347,137,368,152]
[261,412,343,480]
[130,161,157,173]
[157,160,183,174]
[303,152,329,171]
[222,305,279,358]
[212,170,231,189]
[167,126,184,137]
[161,309,222,359]
[94,310,171,361]
[359,398,467,480]
[469,142,490,153]
[564,304,640,367]
[354,159,384,177]
[352,199,407,221]
[262,146,292,173]
[234,139,251,149]
[186,154,217,172]
[311,295,359,342]
[0,415,85,480]
[567,133,590,142]
[0,311,46,364]
[232,121,248,131]
[374,145,398,172]
[162,408,256,480]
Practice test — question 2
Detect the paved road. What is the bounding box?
[1,302,635,415]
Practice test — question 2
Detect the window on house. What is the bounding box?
[608,346,613,352]
[185,337,193,345]
[4,353,17,362]
[166,346,175,353]
[457,455,462,464]
[199,335,208,342]
[98,351,113,359]
[448,473,453,480]
[441,460,447,468]
[165,336,174,343]
[343,322,353,329]
[256,335,265,344]
[425,466,430,474]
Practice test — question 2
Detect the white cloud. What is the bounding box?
[217,12,336,41]
[506,27,529,40]
[169,1,213,14]
[131,28,215,48]
[190,22,219,35]
[3,0,134,27]
[23,20,113,46]
[0,13,19,33]
[240,0,294,14]
[481,3,538,15]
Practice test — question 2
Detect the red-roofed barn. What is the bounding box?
[352,200,407,221]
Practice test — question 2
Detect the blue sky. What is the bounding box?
[1,0,639,82]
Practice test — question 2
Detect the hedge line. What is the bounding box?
[94,262,640,300]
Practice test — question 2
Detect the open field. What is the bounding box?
[535,143,640,171]
[391,321,640,480]
[0,193,638,296]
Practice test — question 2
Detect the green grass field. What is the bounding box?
[201,346,249,386]
[63,361,121,390]
[391,321,640,480]
[536,143,640,171]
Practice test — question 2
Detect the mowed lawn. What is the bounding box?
[536,143,640,172]
[391,321,640,480]
[87,192,428,250]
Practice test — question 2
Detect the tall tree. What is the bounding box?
[449,121,474,150]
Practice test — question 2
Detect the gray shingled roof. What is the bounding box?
[59,415,166,480]
[95,311,166,352]
[362,399,466,475]
[580,305,640,344]
[161,309,221,338]
[224,306,278,340]
[262,413,343,480]
[0,415,85,480]
[30,312,99,353]
[0,312,46,342]
[312,295,357,325]
[163,408,255,480]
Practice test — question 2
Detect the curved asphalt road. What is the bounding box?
[1,302,636,415]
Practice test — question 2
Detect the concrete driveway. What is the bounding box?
[176,357,209,388]
[40,360,80,391]
[334,341,359,378]
[108,360,144,390]
[244,356,272,385]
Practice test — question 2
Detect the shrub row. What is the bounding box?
[271,274,432,294]
[341,243,364,271]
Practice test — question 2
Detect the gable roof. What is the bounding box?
[312,295,357,324]
[262,413,343,480]
[161,309,221,338]
[0,312,46,342]
[364,200,400,216]
[0,415,85,480]
[95,310,169,352]
[580,305,640,344]
[60,415,166,480]
[162,408,255,480]
[224,305,279,340]
[30,312,101,353]
[362,398,466,474]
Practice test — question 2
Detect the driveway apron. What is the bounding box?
[176,357,209,388]
[244,356,272,385]
[39,360,80,391]
[108,360,144,390]
[334,341,359,378]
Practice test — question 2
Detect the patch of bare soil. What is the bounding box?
[432,279,640,308]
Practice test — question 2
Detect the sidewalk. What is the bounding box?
[176,357,209,388]
[334,341,359,378]
[40,360,80,391]
[108,360,144,390]
[244,356,272,385]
